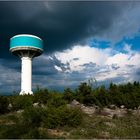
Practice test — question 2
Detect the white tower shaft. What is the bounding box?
[20,57,33,95]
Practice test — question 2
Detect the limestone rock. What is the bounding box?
[17,110,24,113]
[120,105,125,109]
[70,99,80,107]
[132,109,140,116]
[33,102,39,107]
[99,107,127,118]
[109,104,117,109]
[100,108,114,118]
[81,106,96,115]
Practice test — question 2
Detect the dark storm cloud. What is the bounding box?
[32,55,69,75]
[0,58,20,71]
[0,1,129,60]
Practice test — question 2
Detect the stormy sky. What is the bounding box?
[1,1,140,94]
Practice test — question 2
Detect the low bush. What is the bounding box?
[0,123,49,139]
[21,106,44,128]
[0,96,9,114]
[63,88,75,102]
[47,93,67,108]
[0,124,27,139]
[20,104,83,130]
[11,95,33,111]
[33,88,49,104]
[42,105,83,129]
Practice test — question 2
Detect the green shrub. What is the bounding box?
[42,106,61,129]
[47,93,67,108]
[33,88,49,104]
[0,96,9,114]
[21,105,83,130]
[21,127,47,139]
[42,106,83,128]
[21,107,44,128]
[63,88,74,102]
[75,82,92,103]
[11,95,33,111]
[60,107,83,127]
[0,123,49,139]
[0,123,29,139]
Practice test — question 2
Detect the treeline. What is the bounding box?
[0,81,140,114]
[64,81,140,109]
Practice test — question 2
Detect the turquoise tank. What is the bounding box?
[10,34,43,56]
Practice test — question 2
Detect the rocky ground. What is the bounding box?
[0,100,140,139]
[68,99,140,118]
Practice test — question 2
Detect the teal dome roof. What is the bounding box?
[10,34,43,56]
[10,34,43,51]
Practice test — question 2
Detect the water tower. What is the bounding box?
[10,34,43,95]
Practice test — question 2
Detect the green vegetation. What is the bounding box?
[0,81,140,138]
[69,114,140,139]
[65,81,140,108]
[0,96,9,114]
[10,95,33,111]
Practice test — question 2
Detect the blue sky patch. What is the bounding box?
[88,39,111,49]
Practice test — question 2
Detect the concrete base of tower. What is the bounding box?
[20,90,33,95]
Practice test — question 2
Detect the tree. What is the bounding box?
[33,88,49,104]
[63,88,74,102]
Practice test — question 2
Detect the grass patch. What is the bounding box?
[66,114,140,139]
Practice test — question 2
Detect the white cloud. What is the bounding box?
[53,44,140,85]
[55,45,111,72]
[54,65,62,72]
[106,53,129,67]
